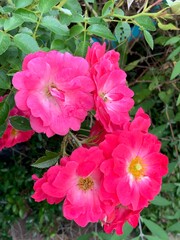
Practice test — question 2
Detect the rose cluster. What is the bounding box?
[11,43,168,234]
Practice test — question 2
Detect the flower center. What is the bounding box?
[45,83,65,101]
[11,128,18,137]
[99,92,108,102]
[78,177,94,191]
[128,156,146,180]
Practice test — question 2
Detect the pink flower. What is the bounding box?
[86,42,120,78]
[102,205,140,235]
[100,129,168,211]
[86,42,106,67]
[123,107,151,132]
[12,51,95,137]
[46,147,106,227]
[94,70,134,132]
[0,97,34,151]
[31,166,63,204]
[86,43,134,132]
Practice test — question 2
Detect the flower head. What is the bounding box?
[86,43,134,132]
[13,51,95,137]
[100,109,168,211]
[102,205,140,235]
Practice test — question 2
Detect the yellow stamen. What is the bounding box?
[128,156,146,180]
[78,177,94,191]
[11,128,18,137]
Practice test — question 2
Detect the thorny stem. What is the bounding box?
[138,218,145,240]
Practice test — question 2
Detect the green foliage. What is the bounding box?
[13,33,40,54]
[87,24,116,40]
[143,30,154,50]
[31,150,60,168]
[143,218,169,240]
[0,0,179,239]
[0,32,11,55]
[9,116,32,131]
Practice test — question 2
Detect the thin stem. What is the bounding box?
[165,105,179,160]
[69,131,82,147]
[60,135,68,156]
[84,1,98,17]
[138,218,145,240]
[33,12,43,39]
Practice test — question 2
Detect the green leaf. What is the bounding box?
[75,41,89,57]
[155,36,170,46]
[150,124,167,137]
[15,8,37,23]
[41,16,69,37]
[162,183,176,192]
[158,22,179,31]
[143,219,169,240]
[132,84,151,103]
[165,36,180,46]
[13,0,33,8]
[149,76,158,91]
[176,94,180,106]
[168,162,177,174]
[5,91,15,110]
[4,14,24,31]
[124,59,140,71]
[114,8,124,15]
[175,112,180,122]
[87,24,116,40]
[143,30,154,50]
[0,70,11,89]
[38,0,60,13]
[51,39,66,51]
[64,0,82,14]
[0,100,9,125]
[59,7,72,16]
[165,209,180,220]
[136,16,156,31]
[151,195,171,206]
[170,2,180,14]
[111,223,133,240]
[0,19,5,28]
[0,31,11,55]
[115,22,131,43]
[167,222,180,232]
[102,1,114,16]
[171,60,180,80]
[93,232,111,240]
[31,151,60,168]
[13,33,40,54]
[70,25,84,38]
[88,17,104,25]
[158,91,172,104]
[167,46,180,60]
[9,116,32,131]
[145,235,161,240]
[77,233,93,240]
[0,121,8,138]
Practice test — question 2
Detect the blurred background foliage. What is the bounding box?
[0,0,180,239]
